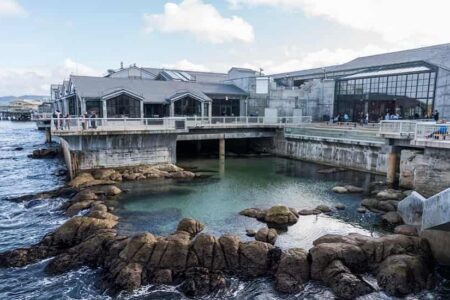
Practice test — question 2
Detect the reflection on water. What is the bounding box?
[116,157,382,249]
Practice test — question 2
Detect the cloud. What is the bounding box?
[228,0,450,47]
[0,0,26,17]
[144,0,254,44]
[162,59,210,72]
[0,59,101,96]
[240,44,391,74]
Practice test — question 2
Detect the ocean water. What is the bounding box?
[0,120,448,299]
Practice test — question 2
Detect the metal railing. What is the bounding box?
[51,117,187,133]
[414,122,450,142]
[31,113,54,120]
[379,119,435,137]
[50,116,313,134]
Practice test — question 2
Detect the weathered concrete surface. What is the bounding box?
[272,131,388,174]
[62,134,177,174]
[399,148,450,197]
[422,188,450,231]
[397,191,426,228]
[420,229,450,266]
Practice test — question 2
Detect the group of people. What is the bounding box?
[52,111,98,130]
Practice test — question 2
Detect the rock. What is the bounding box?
[357,207,367,213]
[335,204,345,210]
[114,263,143,291]
[176,218,205,237]
[394,225,418,236]
[344,185,364,193]
[239,208,266,220]
[377,254,433,296]
[361,198,380,210]
[66,200,94,216]
[168,170,196,179]
[255,228,278,245]
[332,186,348,193]
[378,200,398,212]
[155,163,183,173]
[219,235,240,270]
[377,189,404,200]
[179,267,226,297]
[315,205,332,213]
[88,210,119,221]
[264,205,298,226]
[153,269,173,284]
[92,169,117,180]
[70,190,98,203]
[14,147,24,151]
[52,216,117,248]
[102,185,122,196]
[298,209,321,215]
[68,173,95,188]
[239,241,274,277]
[322,260,373,299]
[29,148,60,159]
[309,242,367,280]
[246,229,256,237]
[381,212,403,226]
[274,248,309,293]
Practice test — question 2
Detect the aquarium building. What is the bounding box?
[50,43,450,122]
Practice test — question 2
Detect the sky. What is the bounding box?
[1,0,450,96]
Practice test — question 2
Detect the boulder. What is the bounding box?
[357,207,367,213]
[298,209,321,215]
[381,212,403,226]
[179,267,226,297]
[315,205,332,213]
[274,248,309,293]
[218,235,240,271]
[239,208,266,220]
[377,254,433,296]
[344,185,364,193]
[66,200,94,216]
[153,269,173,284]
[255,228,278,245]
[335,204,345,210]
[377,189,404,200]
[68,173,95,188]
[264,205,298,226]
[322,260,373,299]
[176,218,205,238]
[29,148,60,159]
[92,169,117,180]
[246,229,256,237]
[114,263,143,291]
[239,241,274,277]
[332,186,348,193]
[394,224,418,236]
[100,185,122,196]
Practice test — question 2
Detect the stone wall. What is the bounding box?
[62,133,177,173]
[271,132,388,174]
[399,148,450,197]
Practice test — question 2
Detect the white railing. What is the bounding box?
[183,116,312,127]
[31,113,54,120]
[379,119,435,137]
[51,117,187,133]
[50,116,313,134]
[414,122,450,141]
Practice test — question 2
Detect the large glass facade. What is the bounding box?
[106,94,141,118]
[212,99,240,116]
[335,70,436,122]
[174,97,202,116]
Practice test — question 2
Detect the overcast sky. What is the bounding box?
[1,0,450,96]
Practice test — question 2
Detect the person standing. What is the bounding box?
[433,110,439,122]
[64,113,70,130]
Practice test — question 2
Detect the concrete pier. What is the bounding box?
[386,149,399,184]
[219,137,225,160]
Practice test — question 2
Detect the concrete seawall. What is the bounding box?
[271,132,389,174]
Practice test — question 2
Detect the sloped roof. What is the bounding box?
[271,43,450,79]
[70,75,246,104]
[143,68,228,83]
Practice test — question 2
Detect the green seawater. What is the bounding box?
[115,157,383,250]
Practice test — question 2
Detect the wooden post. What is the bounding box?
[219,137,225,160]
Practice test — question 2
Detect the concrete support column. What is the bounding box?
[208,102,212,119]
[45,127,52,143]
[387,148,400,185]
[80,98,86,114]
[170,102,175,117]
[102,100,107,118]
[219,137,225,160]
[140,100,144,118]
[201,102,205,118]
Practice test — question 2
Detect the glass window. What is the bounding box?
[106,94,141,118]
[370,77,379,93]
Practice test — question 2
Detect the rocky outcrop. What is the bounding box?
[29,148,61,159]
[332,185,364,193]
[274,248,309,293]
[240,206,298,228]
[255,228,278,245]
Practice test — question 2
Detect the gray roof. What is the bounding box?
[70,75,246,104]
[271,43,450,79]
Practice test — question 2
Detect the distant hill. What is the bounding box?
[0,95,48,105]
